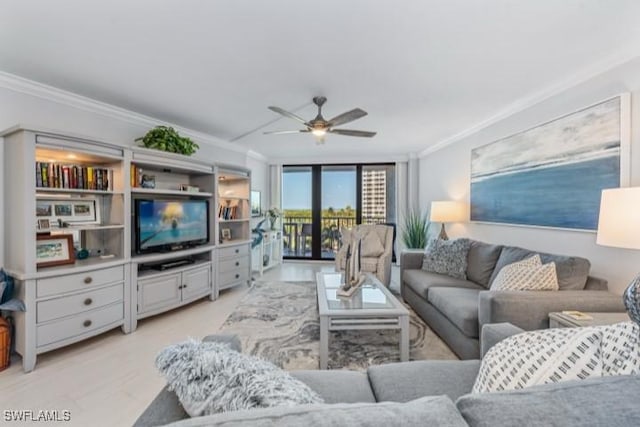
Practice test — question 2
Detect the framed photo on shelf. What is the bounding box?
[36,198,100,225]
[36,234,75,268]
[251,190,261,217]
[36,218,51,233]
[221,228,232,241]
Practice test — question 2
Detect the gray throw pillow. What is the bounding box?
[156,339,323,417]
[422,238,471,279]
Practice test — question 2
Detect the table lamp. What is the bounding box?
[596,187,640,325]
[430,201,466,240]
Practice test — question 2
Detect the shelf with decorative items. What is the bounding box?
[128,148,217,332]
[216,167,252,294]
[1,125,132,372]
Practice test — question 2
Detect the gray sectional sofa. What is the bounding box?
[135,326,640,426]
[400,240,626,359]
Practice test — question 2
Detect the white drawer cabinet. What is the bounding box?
[37,265,124,297]
[137,263,212,318]
[218,244,250,258]
[37,283,124,323]
[14,263,131,371]
[37,303,124,348]
[216,243,251,293]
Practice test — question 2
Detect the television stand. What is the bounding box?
[155,257,195,271]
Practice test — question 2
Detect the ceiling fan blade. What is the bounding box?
[328,108,368,127]
[329,129,377,138]
[268,106,310,126]
[263,129,310,135]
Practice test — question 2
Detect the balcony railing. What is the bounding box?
[282,215,387,258]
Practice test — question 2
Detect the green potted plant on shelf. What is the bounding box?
[401,209,431,249]
[135,126,199,156]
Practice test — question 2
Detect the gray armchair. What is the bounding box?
[335,224,394,287]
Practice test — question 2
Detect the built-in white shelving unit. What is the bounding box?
[1,127,253,372]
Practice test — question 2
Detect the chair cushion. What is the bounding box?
[368,360,481,403]
[428,288,481,338]
[466,240,503,288]
[403,270,483,300]
[290,370,376,403]
[457,375,640,427]
[165,396,469,427]
[488,246,590,290]
[490,255,559,291]
[422,238,472,279]
[360,257,379,273]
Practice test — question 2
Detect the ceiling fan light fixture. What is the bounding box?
[266,97,375,143]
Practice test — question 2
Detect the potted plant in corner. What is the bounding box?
[135,126,200,155]
[401,209,431,250]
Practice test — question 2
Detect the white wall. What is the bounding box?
[246,155,269,212]
[419,57,640,295]
[0,85,269,268]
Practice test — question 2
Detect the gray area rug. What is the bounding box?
[219,280,457,370]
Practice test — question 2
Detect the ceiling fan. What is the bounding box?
[264,96,376,144]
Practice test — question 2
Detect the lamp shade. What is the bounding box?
[596,187,640,250]
[430,201,466,223]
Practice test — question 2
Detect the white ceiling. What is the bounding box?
[1,0,640,161]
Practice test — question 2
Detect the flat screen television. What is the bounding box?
[135,199,209,254]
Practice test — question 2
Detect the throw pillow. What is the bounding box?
[156,339,323,417]
[422,238,471,280]
[490,255,559,291]
[597,322,640,376]
[472,327,603,393]
[360,230,384,258]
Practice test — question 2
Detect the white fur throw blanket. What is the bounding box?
[155,339,324,417]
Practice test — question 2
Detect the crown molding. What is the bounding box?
[418,47,640,158]
[0,71,253,156]
[246,149,269,162]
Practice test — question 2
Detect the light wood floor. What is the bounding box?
[0,261,374,427]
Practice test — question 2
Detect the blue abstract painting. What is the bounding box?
[470,97,622,230]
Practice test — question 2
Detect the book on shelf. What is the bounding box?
[35,162,113,191]
[218,204,239,220]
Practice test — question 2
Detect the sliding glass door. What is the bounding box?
[283,163,395,260]
[282,166,313,258]
[321,165,357,259]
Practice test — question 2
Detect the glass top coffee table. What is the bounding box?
[316,272,410,369]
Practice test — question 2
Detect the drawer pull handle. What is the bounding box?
[183,284,188,288]
[235,274,239,279]
[235,261,239,266]
[83,320,92,328]
[84,277,93,284]
[84,298,93,306]
[235,249,239,253]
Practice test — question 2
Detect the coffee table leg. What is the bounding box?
[320,316,329,369]
[399,315,409,362]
